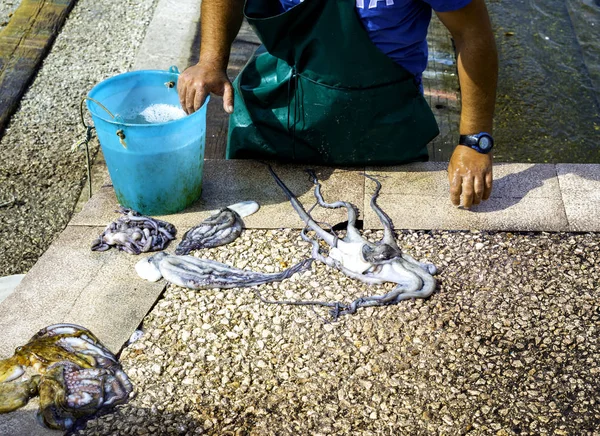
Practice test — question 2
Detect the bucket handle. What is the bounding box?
[164,66,180,89]
[71,97,122,200]
[80,96,116,125]
[81,97,127,149]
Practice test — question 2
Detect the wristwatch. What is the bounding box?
[458,132,494,154]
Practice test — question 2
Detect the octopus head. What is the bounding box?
[362,243,402,264]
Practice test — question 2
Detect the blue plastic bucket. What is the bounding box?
[86,66,208,215]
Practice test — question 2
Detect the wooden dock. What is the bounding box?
[0,0,78,140]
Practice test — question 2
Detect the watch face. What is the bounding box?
[479,136,492,151]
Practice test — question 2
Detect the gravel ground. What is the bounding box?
[0,0,158,276]
[72,229,599,436]
[0,0,21,29]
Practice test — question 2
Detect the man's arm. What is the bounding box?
[436,0,498,208]
[178,0,245,114]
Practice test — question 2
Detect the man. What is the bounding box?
[178,0,498,208]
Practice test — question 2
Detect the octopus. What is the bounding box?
[92,206,176,254]
[136,251,313,289]
[266,165,438,317]
[175,201,260,255]
[0,323,133,430]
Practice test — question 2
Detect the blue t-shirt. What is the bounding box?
[279,0,472,86]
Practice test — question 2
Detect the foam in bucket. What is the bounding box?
[140,104,187,123]
[123,104,188,124]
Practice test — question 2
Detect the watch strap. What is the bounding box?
[458,132,494,154]
[459,134,479,146]
[458,135,479,146]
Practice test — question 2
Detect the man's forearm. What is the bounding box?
[454,28,498,134]
[438,0,498,135]
[199,0,245,71]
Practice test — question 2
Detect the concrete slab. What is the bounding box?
[69,160,600,233]
[0,225,165,357]
[556,164,600,232]
[363,162,569,231]
[491,163,561,198]
[131,0,200,71]
[70,160,366,232]
[0,401,60,436]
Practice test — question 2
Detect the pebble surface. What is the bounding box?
[74,229,599,435]
[0,0,20,30]
[1,1,599,434]
[0,0,158,276]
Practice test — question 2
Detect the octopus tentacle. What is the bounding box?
[0,356,25,383]
[265,164,337,247]
[305,169,363,243]
[0,375,40,413]
[362,173,399,250]
[143,252,313,290]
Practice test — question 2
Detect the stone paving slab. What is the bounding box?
[70,160,365,232]
[0,401,58,436]
[363,162,570,232]
[131,0,200,72]
[70,160,600,233]
[0,225,164,358]
[557,163,600,232]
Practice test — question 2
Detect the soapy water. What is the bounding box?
[121,103,187,124]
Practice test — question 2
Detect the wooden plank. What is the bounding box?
[0,0,78,139]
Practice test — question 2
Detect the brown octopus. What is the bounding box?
[0,323,133,430]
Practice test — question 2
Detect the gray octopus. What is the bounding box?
[136,251,313,289]
[266,165,437,317]
[92,206,176,254]
[0,323,133,430]
[175,201,259,255]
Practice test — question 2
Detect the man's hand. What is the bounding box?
[448,146,493,208]
[438,0,497,209]
[177,63,234,115]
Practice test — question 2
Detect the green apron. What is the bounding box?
[226,0,440,166]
